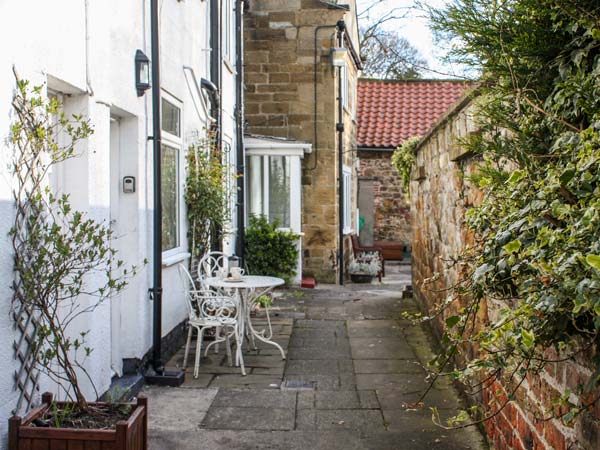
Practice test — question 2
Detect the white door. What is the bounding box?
[109,117,123,376]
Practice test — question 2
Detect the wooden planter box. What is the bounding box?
[9,393,147,450]
[350,274,373,283]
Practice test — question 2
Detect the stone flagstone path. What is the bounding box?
[144,264,486,450]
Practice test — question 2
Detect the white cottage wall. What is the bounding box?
[0,0,224,447]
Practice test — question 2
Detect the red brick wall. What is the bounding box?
[411,97,600,449]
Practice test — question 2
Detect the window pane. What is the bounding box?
[269,156,290,228]
[247,155,264,220]
[343,170,351,230]
[162,98,180,137]
[161,145,179,251]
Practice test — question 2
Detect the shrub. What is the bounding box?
[244,216,299,283]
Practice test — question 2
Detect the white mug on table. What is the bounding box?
[230,267,244,280]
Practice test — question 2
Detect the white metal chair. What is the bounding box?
[178,264,245,377]
[197,251,228,290]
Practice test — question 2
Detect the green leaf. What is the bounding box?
[503,240,522,254]
[446,315,461,329]
[521,329,535,349]
[585,255,600,271]
[506,170,526,184]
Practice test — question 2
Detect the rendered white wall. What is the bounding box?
[0,0,230,447]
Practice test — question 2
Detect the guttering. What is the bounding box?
[200,77,220,117]
[235,0,245,263]
[183,66,217,123]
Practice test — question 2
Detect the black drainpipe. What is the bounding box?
[149,0,164,374]
[146,0,184,387]
[210,0,223,252]
[235,0,245,262]
[337,20,346,286]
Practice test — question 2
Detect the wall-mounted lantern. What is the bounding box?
[330,47,347,67]
[135,50,151,96]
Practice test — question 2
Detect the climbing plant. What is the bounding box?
[413,0,600,428]
[391,136,420,193]
[9,75,137,411]
[184,133,233,257]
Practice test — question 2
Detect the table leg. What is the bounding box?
[245,287,286,360]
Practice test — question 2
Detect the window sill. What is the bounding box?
[162,252,191,267]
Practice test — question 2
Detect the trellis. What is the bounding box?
[12,303,40,414]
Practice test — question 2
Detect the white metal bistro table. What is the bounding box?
[204,275,285,373]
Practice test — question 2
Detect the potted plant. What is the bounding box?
[349,255,382,283]
[8,75,146,449]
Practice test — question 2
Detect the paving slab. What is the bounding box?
[376,387,463,411]
[353,358,425,374]
[355,372,430,391]
[285,359,339,375]
[296,409,386,432]
[143,386,217,431]
[350,337,416,360]
[202,406,295,430]
[347,320,404,338]
[211,388,296,409]
[148,264,486,450]
[209,374,282,389]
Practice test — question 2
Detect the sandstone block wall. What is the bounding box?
[411,95,600,450]
[244,0,359,283]
[358,150,410,243]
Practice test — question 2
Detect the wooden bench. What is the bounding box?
[374,241,406,261]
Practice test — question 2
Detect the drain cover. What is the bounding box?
[281,380,317,390]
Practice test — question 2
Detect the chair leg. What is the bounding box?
[183,325,193,369]
[225,330,233,366]
[194,327,205,379]
[215,326,220,354]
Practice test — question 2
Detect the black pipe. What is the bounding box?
[150,0,163,373]
[210,0,223,252]
[308,24,338,171]
[337,22,346,286]
[235,0,245,262]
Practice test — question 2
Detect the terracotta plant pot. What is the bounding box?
[8,393,147,450]
[350,273,373,283]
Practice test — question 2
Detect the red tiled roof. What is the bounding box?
[357,79,472,149]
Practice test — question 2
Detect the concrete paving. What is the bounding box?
[143,263,487,450]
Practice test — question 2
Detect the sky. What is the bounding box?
[355,0,466,79]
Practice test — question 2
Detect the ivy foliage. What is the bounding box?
[185,134,233,257]
[418,0,600,427]
[391,136,420,192]
[244,215,299,284]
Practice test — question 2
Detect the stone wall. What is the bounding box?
[411,94,600,450]
[358,150,410,243]
[244,0,360,283]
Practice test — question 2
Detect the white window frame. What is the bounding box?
[161,91,185,259]
[343,165,353,234]
[223,0,234,62]
[245,151,301,233]
[341,65,349,110]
